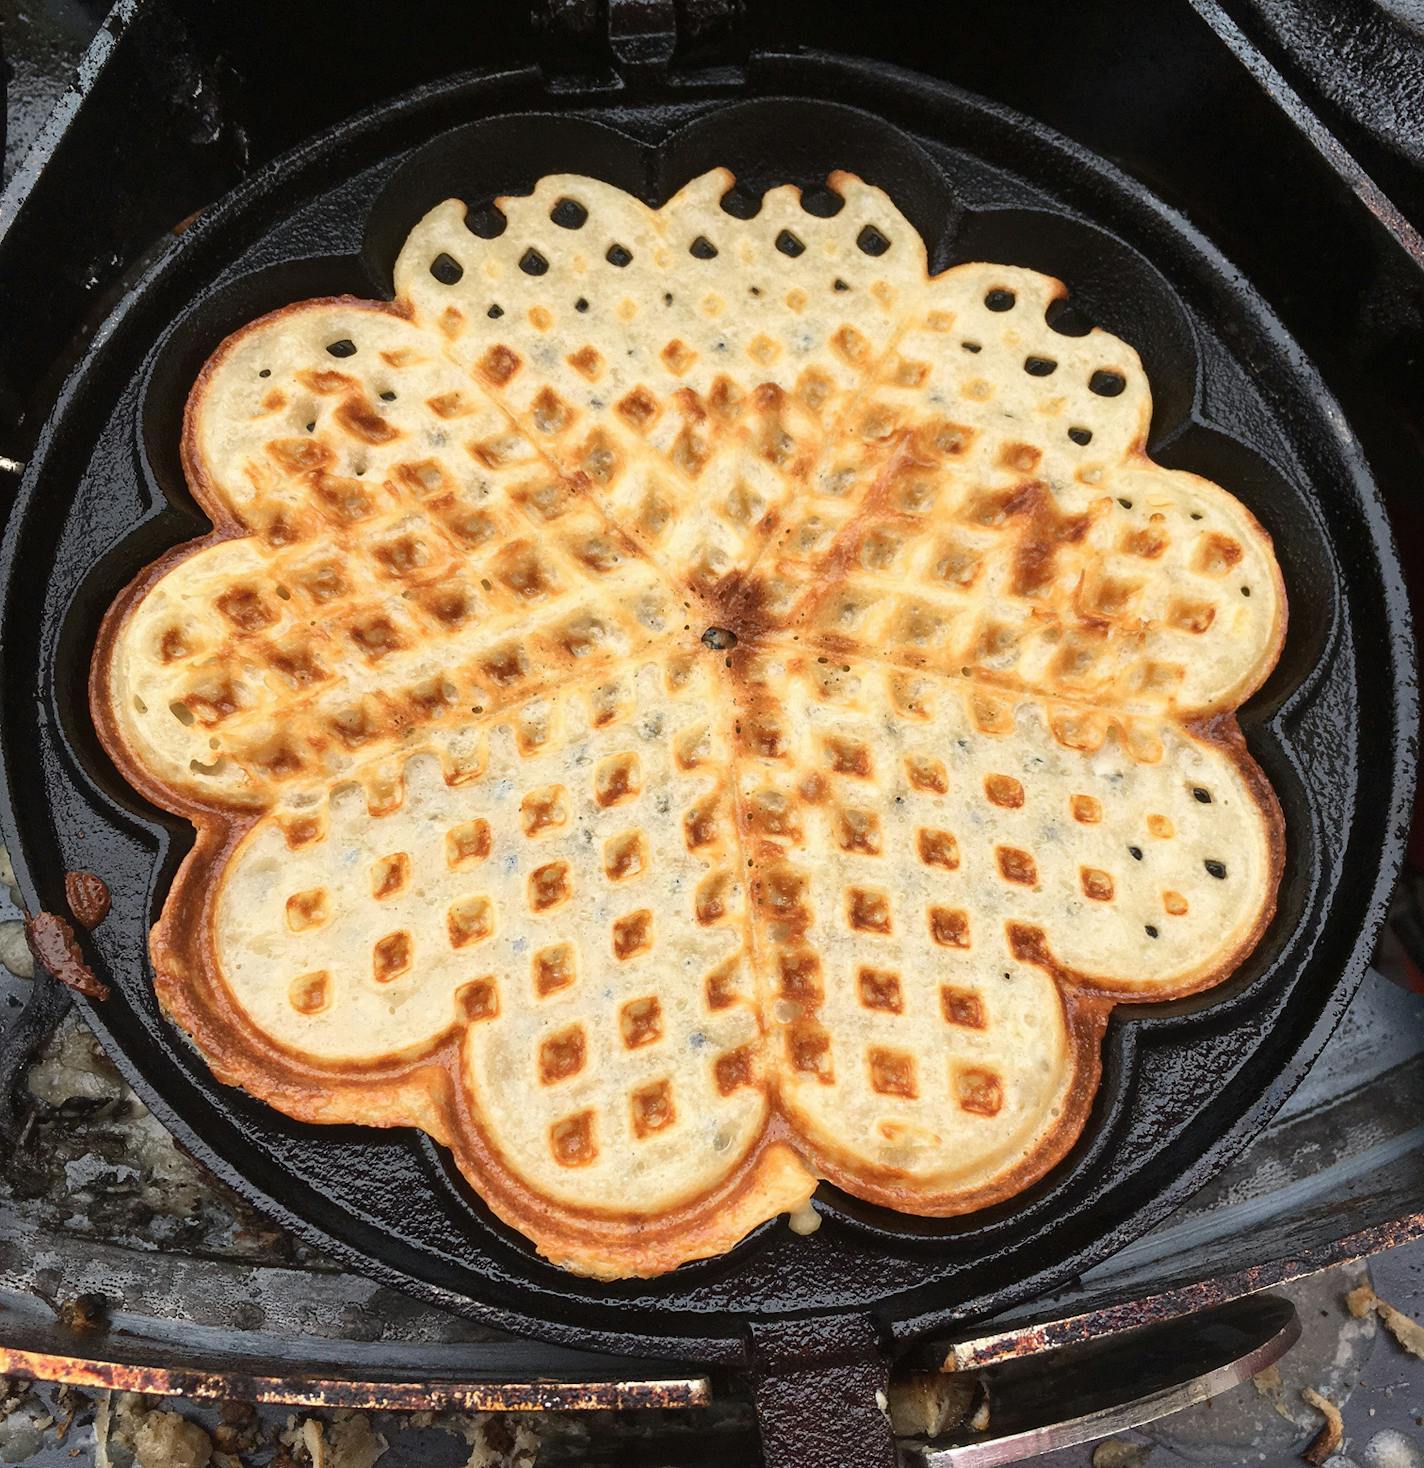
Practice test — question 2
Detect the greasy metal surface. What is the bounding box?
[1192,0,1424,268]
[0,63,1412,1363]
[0,5,1418,1379]
[0,0,537,452]
[749,1314,896,1468]
[945,1211,1424,1374]
[536,0,746,90]
[0,0,108,188]
[910,1295,1301,1467]
[1222,0,1424,227]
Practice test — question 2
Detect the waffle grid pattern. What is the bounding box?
[94,170,1285,1277]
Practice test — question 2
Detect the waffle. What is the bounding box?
[92,169,1286,1278]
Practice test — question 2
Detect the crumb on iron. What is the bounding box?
[23,911,108,999]
[64,869,111,929]
[54,1291,111,1334]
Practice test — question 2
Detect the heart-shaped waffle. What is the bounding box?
[92,170,1285,1278]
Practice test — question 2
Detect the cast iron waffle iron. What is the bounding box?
[0,50,1413,1467]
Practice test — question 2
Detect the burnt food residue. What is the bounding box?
[65,869,112,929]
[25,911,109,1000]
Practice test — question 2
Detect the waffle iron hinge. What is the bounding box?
[535,0,746,93]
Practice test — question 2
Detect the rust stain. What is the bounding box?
[0,1347,710,1412]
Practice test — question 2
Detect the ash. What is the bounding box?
[6,1013,320,1266]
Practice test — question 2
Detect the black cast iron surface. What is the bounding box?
[0,57,1413,1361]
[1225,0,1424,230]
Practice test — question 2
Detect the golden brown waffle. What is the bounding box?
[92,169,1285,1278]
